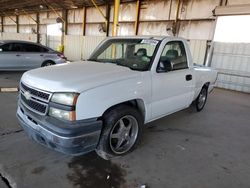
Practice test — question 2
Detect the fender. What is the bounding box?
[76,72,152,121]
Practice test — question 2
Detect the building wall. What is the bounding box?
[1,0,250,65]
[0,0,220,39]
[211,42,250,93]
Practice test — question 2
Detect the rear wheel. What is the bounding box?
[96,105,143,160]
[196,87,208,111]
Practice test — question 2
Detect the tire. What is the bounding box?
[96,104,143,160]
[42,61,55,67]
[195,86,208,112]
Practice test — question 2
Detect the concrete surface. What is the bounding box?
[0,72,24,88]
[0,93,20,135]
[0,88,250,188]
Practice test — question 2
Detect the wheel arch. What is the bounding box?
[203,82,210,89]
[101,99,146,122]
[41,60,55,67]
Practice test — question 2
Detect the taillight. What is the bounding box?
[57,53,67,60]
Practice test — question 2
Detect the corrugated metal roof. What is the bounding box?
[0,0,136,16]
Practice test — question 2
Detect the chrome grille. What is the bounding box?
[20,94,47,114]
[20,82,51,115]
[21,82,50,101]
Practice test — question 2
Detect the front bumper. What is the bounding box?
[17,102,102,155]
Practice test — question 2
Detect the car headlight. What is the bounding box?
[51,93,79,106]
[49,107,76,121]
[49,92,79,121]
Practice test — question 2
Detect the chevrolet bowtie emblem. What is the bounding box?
[24,91,32,100]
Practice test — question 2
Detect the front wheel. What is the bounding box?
[96,105,143,160]
[196,87,208,112]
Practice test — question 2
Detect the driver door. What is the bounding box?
[151,40,194,119]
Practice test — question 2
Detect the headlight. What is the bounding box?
[51,93,79,106]
[49,107,76,121]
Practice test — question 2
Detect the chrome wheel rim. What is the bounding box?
[109,115,139,154]
[198,88,207,109]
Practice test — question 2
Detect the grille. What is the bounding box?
[21,82,50,101]
[21,94,47,114]
[20,82,51,115]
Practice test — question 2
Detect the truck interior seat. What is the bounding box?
[136,48,147,57]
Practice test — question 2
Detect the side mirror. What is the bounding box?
[157,59,173,73]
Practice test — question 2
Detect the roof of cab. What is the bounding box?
[105,35,185,41]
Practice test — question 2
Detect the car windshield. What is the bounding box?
[89,38,160,71]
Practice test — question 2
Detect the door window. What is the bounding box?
[157,41,188,73]
[23,44,46,52]
[0,44,12,52]
[10,43,25,52]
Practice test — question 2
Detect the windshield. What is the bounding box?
[89,38,160,71]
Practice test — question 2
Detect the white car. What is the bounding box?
[17,36,217,159]
[0,40,67,70]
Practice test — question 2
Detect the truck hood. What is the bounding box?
[21,61,141,93]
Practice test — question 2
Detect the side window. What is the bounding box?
[24,44,43,52]
[40,47,49,52]
[10,43,25,52]
[0,44,12,52]
[157,41,188,73]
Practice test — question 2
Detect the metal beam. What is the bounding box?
[62,9,68,49]
[1,16,3,33]
[82,7,86,36]
[16,15,19,33]
[173,0,181,36]
[42,0,66,23]
[36,12,40,43]
[22,9,37,23]
[1,12,17,24]
[90,0,108,29]
[134,0,140,35]
[105,0,110,36]
[214,4,250,16]
[112,0,120,36]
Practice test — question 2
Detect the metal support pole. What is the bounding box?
[106,0,110,36]
[134,0,141,35]
[36,12,40,43]
[173,0,181,36]
[16,15,19,33]
[61,9,68,50]
[82,7,86,36]
[1,16,3,33]
[112,0,120,36]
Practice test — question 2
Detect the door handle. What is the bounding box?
[40,54,44,56]
[186,74,192,81]
[16,54,21,57]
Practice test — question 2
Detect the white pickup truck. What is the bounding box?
[17,36,217,159]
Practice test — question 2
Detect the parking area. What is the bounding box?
[0,72,250,188]
[0,72,24,89]
[1,0,250,187]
